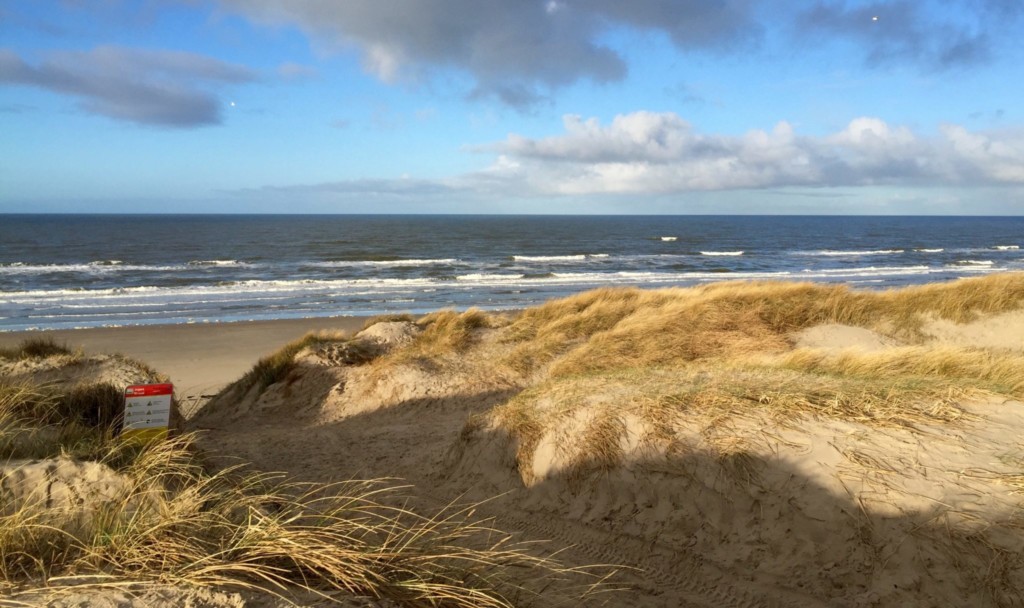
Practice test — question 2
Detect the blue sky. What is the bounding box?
[1,0,1023,214]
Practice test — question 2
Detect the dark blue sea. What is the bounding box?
[1,215,1022,331]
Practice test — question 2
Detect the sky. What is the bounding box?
[1,0,1023,215]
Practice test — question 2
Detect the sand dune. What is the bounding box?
[6,275,1024,606]
[187,276,1024,606]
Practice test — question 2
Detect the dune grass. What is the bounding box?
[2,366,602,606]
[369,309,505,371]
[485,338,1024,486]
[0,381,134,463]
[498,273,1024,378]
[486,358,1002,486]
[773,346,1024,397]
[363,313,417,330]
[408,309,496,356]
[2,434,594,606]
[0,338,74,361]
[228,330,350,395]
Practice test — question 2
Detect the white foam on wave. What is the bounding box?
[660,237,677,242]
[0,264,953,304]
[311,258,458,268]
[0,278,431,302]
[916,248,944,253]
[0,261,240,274]
[548,270,794,283]
[456,273,526,281]
[700,251,744,257]
[994,245,1020,250]
[188,259,245,267]
[513,255,587,262]
[806,265,931,276]
[800,249,905,257]
[954,260,995,266]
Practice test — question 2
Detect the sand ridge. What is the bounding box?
[185,291,1024,606]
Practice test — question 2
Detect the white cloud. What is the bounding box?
[483,112,1024,194]
[230,113,1024,213]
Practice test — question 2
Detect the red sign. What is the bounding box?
[124,383,174,397]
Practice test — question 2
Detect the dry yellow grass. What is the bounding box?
[362,313,417,330]
[2,378,603,606]
[2,436,593,606]
[0,381,134,463]
[486,342,1024,485]
[499,273,1024,378]
[208,330,351,402]
[773,346,1024,397]
[379,308,505,369]
[0,338,75,361]
[216,273,1024,398]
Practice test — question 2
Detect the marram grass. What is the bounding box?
[500,274,1024,377]
[2,379,604,606]
[0,338,74,361]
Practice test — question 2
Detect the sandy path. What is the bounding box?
[194,384,817,608]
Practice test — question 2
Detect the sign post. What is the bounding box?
[122,383,174,442]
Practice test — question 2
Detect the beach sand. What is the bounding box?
[0,317,368,407]
[6,278,1024,607]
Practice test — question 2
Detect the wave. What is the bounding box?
[952,260,995,266]
[457,273,526,281]
[806,265,931,275]
[659,237,677,242]
[512,255,587,262]
[310,258,458,268]
[0,261,242,274]
[798,249,905,257]
[994,245,1020,251]
[0,263,185,274]
[700,251,744,257]
[188,259,245,267]
[915,248,944,253]
[0,263,969,303]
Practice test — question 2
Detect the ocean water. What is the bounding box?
[1,214,1022,332]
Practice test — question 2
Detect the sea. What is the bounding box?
[1,214,1022,332]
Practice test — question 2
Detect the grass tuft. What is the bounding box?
[234,331,348,393]
[0,381,136,463]
[499,273,1024,378]
[362,313,416,330]
[1,434,596,606]
[487,341,1024,485]
[387,309,498,365]
[0,338,74,360]
[2,368,602,606]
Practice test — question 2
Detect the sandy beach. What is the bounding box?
[0,317,369,405]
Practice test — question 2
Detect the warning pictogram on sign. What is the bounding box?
[122,383,174,442]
